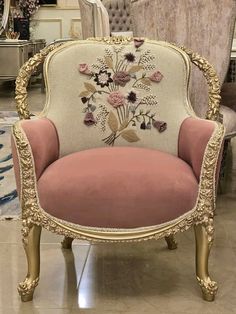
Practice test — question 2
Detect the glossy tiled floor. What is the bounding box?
[0,84,236,313]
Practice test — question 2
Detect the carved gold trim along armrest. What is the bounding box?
[180,47,222,123]
[15,44,62,120]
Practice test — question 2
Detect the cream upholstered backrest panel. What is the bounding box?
[102,0,133,33]
[43,39,192,157]
[131,0,236,118]
[78,0,110,38]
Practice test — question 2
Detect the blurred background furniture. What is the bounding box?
[78,0,133,38]
[0,0,10,36]
[78,0,110,38]
[0,0,46,83]
[131,0,236,139]
[0,39,46,82]
[102,0,132,34]
[0,40,28,80]
[12,38,224,303]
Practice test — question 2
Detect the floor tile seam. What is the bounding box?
[77,244,92,290]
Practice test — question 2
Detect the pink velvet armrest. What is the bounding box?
[12,118,59,198]
[178,117,223,181]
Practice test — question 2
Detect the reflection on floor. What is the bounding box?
[0,84,236,314]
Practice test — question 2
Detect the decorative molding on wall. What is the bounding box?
[57,0,80,8]
[39,6,80,9]
[69,18,82,38]
[32,5,81,43]
[33,19,63,42]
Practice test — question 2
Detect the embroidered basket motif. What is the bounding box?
[78,39,167,146]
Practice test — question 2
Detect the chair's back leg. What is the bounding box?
[61,236,74,249]
[18,224,42,302]
[194,224,218,301]
[165,235,178,250]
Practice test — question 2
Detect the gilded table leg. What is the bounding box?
[61,237,74,249]
[194,224,218,301]
[165,235,178,250]
[18,223,41,302]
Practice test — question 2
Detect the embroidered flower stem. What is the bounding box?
[86,90,110,111]
[116,108,122,124]
[132,77,144,88]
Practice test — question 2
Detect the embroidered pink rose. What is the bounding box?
[134,38,144,48]
[113,71,131,87]
[150,71,163,82]
[153,120,167,133]
[84,112,96,126]
[79,63,91,75]
[107,91,125,108]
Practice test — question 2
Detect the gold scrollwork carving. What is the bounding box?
[180,47,222,123]
[18,277,39,302]
[15,44,61,120]
[197,277,218,301]
[87,36,133,45]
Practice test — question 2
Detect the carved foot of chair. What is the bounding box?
[61,236,74,249]
[18,277,39,302]
[194,224,218,301]
[165,235,178,250]
[18,222,41,302]
[197,277,218,301]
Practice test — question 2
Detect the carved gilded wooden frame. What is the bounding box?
[13,37,225,302]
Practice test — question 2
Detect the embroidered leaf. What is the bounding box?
[121,130,140,142]
[118,117,129,131]
[128,65,143,74]
[104,56,113,69]
[84,82,96,93]
[90,105,96,112]
[79,90,90,97]
[141,78,151,86]
[108,111,118,132]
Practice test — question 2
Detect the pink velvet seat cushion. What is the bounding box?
[37,147,199,228]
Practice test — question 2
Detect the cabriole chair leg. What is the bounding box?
[61,236,74,249]
[18,224,42,302]
[194,224,218,301]
[165,235,178,250]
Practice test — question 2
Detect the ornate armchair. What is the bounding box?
[131,0,236,139]
[78,0,133,38]
[12,37,224,303]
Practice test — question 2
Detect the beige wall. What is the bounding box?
[32,0,81,44]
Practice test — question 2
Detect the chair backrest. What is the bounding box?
[42,39,193,157]
[78,0,110,38]
[131,0,236,118]
[102,0,133,33]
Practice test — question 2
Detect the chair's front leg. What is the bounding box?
[61,236,74,249]
[194,224,218,301]
[18,223,41,302]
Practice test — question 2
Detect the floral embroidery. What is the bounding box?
[84,112,96,126]
[149,70,163,82]
[78,39,167,146]
[94,70,113,87]
[134,38,145,49]
[79,63,91,75]
[113,71,131,87]
[107,91,126,108]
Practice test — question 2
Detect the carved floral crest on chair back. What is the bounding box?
[44,39,191,157]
